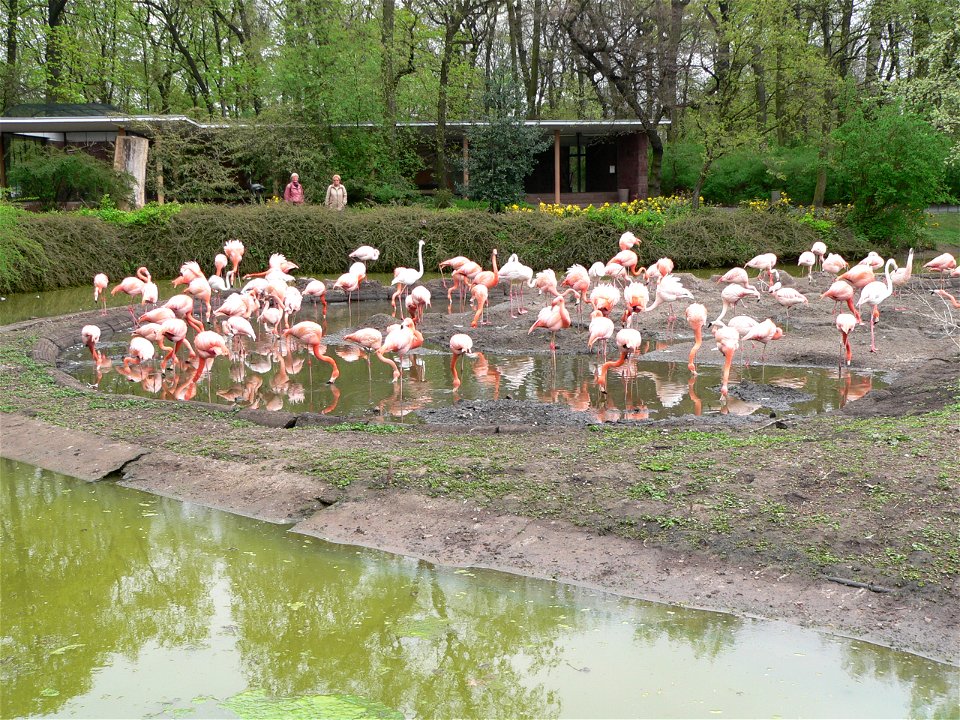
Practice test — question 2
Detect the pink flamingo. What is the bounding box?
[284,321,340,382]
[768,274,808,320]
[343,327,384,380]
[406,286,432,325]
[470,284,489,328]
[159,318,195,371]
[822,253,848,275]
[449,333,474,389]
[123,336,155,373]
[111,266,151,318]
[349,245,380,262]
[391,239,425,317]
[713,324,740,397]
[81,325,103,364]
[223,239,245,286]
[163,294,204,333]
[740,318,784,364]
[621,281,650,327]
[811,241,827,270]
[528,294,572,355]
[303,279,328,318]
[93,273,109,313]
[586,309,615,360]
[858,251,885,269]
[333,272,362,314]
[837,264,875,290]
[744,253,777,286]
[711,283,762,325]
[191,331,230,383]
[500,254,534,316]
[820,280,860,321]
[618,231,640,250]
[589,283,620,318]
[923,252,956,285]
[597,328,643,393]
[717,267,749,287]
[376,318,417,382]
[685,303,708,374]
[644,274,694,326]
[836,313,857,367]
[798,251,816,281]
[857,258,896,353]
[931,289,960,308]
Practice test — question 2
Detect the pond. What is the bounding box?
[2,457,957,719]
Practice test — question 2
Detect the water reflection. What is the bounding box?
[1,459,957,719]
[62,302,881,422]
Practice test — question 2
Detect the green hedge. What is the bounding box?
[1,204,871,294]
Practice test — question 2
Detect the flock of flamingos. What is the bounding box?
[78,232,959,405]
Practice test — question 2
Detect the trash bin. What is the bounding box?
[617,188,630,202]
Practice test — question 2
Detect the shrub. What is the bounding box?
[7,145,133,209]
[832,103,951,246]
[0,205,47,294]
[1,204,872,294]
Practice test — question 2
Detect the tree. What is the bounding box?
[832,103,950,244]
[461,72,549,211]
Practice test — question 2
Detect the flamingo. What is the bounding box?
[621,281,650,327]
[712,324,740,397]
[471,248,500,293]
[163,294,204,332]
[391,239,426,317]
[376,318,417,381]
[191,331,230,383]
[499,253,534,316]
[222,315,257,344]
[856,258,896,353]
[349,261,367,285]
[768,275,809,320]
[406,286,432,324]
[685,303,708,374]
[811,241,827,270]
[172,261,204,287]
[111,266,151,316]
[333,272,362,313]
[139,307,175,325]
[244,252,298,280]
[343,327,383,380]
[224,239,245,286]
[530,268,562,299]
[439,255,473,290]
[185,275,213,323]
[725,315,760,366]
[931,289,960,308]
[836,313,857,367]
[303,280,328,318]
[618,231,641,250]
[744,253,777,286]
[923,253,957,284]
[446,258,483,310]
[890,248,914,308]
[858,251,885,269]
[587,261,607,283]
[820,280,860,321]
[93,273,109,313]
[609,248,642,276]
[159,318,195,372]
[740,318,784,364]
[81,325,103,364]
[837,264,875,290]
[213,253,228,280]
[586,309,615,360]
[589,283,621,317]
[711,283,762,325]
[822,253,848,275]
[284,321,339,382]
[528,294,572,355]
[214,293,252,320]
[349,245,380,262]
[798,251,816,281]
[449,333,474,389]
[644,274,694,326]
[561,263,592,323]
[717,267,749,287]
[470,284,489,328]
[597,328,643,393]
[123,336,155,372]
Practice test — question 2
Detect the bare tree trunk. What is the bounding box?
[381,0,397,142]
[3,0,18,108]
[435,24,457,189]
[45,0,68,102]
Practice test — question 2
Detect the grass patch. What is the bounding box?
[923,211,960,248]
[324,422,405,434]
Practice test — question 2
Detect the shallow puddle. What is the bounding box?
[59,299,882,422]
[2,458,956,719]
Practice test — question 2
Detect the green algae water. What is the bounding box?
[2,458,957,719]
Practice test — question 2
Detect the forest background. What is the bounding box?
[0,0,958,236]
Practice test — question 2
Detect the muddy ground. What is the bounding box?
[1,268,958,665]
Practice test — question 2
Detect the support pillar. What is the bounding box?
[553,129,561,205]
[113,134,150,209]
[462,137,469,191]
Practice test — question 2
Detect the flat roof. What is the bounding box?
[1,116,667,138]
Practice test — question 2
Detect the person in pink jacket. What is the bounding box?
[284,173,305,205]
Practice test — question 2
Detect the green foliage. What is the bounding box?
[833,103,951,246]
[461,73,551,212]
[7,145,133,209]
[0,204,870,294]
[77,197,183,226]
[0,205,48,295]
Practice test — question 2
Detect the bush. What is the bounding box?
[7,145,133,209]
[833,104,951,246]
[1,204,873,294]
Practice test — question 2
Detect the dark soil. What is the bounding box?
[1,270,958,665]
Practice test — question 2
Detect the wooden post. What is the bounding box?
[553,129,561,205]
[462,136,469,191]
